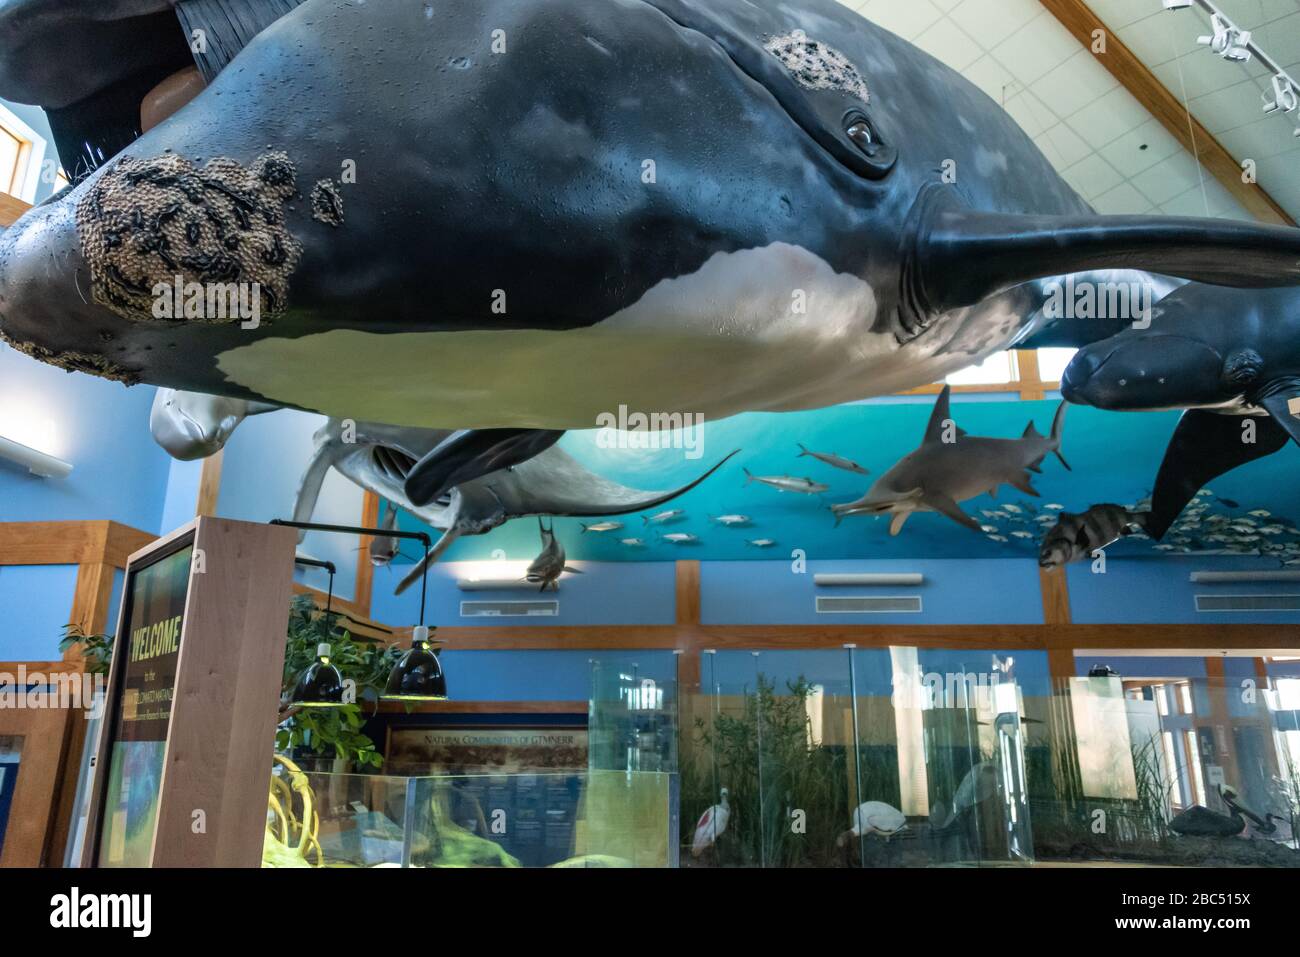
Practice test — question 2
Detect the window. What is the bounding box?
[1185,730,1206,806]
[945,351,1016,386]
[0,124,21,194]
[1036,348,1078,384]
[0,102,49,203]
[1178,682,1194,715]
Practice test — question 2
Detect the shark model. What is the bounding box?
[1,0,1298,494]
[832,386,1069,536]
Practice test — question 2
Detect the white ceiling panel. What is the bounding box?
[841,0,1299,221]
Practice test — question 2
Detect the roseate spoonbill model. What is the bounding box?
[691,788,731,859]
[837,801,907,846]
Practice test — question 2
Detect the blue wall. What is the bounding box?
[1067,554,1300,624]
[0,343,171,531]
[214,409,365,601]
[701,558,1044,625]
[371,559,678,628]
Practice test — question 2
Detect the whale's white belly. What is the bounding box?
[216,243,1016,429]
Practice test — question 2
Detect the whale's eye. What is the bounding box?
[844,113,879,155]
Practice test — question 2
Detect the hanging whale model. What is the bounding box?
[2,0,1300,503]
[832,386,1069,536]
[1061,284,1300,540]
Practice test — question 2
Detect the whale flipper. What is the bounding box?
[1148,410,1291,540]
[404,428,566,507]
[909,189,1300,318]
[1255,378,1300,447]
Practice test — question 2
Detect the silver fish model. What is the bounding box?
[743,469,829,495]
[797,444,869,475]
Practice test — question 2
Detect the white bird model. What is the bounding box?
[691,788,731,858]
[837,801,908,847]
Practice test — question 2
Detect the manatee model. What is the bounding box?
[1062,284,1300,539]
[1038,504,1147,569]
[832,386,1069,537]
[2,0,1300,479]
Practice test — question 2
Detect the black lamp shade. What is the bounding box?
[383,627,447,701]
[291,643,348,708]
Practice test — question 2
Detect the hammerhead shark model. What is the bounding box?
[832,386,1069,536]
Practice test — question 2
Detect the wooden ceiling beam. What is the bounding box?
[0,191,30,227]
[1039,0,1295,227]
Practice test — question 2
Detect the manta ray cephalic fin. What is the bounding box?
[1148,409,1291,541]
[405,428,566,507]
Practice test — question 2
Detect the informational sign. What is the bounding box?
[96,542,193,868]
[387,727,588,774]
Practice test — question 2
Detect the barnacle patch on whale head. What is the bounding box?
[310,179,345,227]
[75,152,304,324]
[0,327,139,385]
[764,32,870,104]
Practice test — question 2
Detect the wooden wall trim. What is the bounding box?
[1039,0,1295,227]
[195,449,223,517]
[0,191,30,227]
[430,622,1300,655]
[353,491,381,619]
[0,520,155,568]
[68,562,115,645]
[1039,565,1072,625]
[675,560,700,626]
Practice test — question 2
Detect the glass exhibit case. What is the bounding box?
[262,648,1300,868]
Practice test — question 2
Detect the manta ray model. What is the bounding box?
[1062,284,1300,540]
[148,389,736,592]
[832,386,1069,536]
[2,0,1299,489]
[287,418,737,594]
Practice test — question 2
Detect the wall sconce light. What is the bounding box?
[813,572,925,586]
[0,434,72,478]
[1190,570,1300,583]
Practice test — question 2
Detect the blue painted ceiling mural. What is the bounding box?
[391,395,1300,565]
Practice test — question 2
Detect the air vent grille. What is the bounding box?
[1195,594,1300,613]
[815,595,922,614]
[460,599,559,618]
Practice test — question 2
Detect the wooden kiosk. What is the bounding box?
[80,517,297,867]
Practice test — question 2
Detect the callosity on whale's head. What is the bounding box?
[2,0,1300,431]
